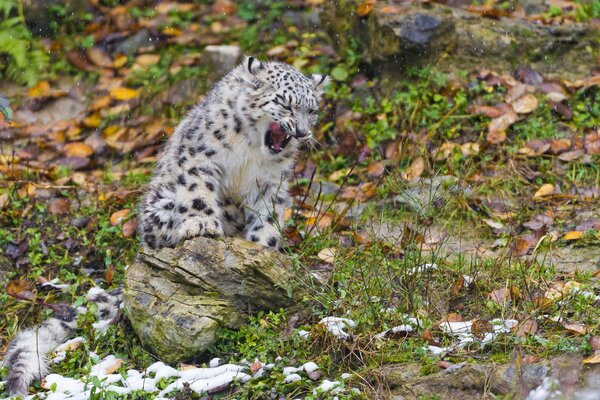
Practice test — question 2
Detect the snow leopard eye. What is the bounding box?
[308,109,318,115]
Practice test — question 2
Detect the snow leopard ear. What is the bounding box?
[245,56,264,76]
[310,74,330,94]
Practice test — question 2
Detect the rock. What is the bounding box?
[23,0,87,36]
[14,97,87,125]
[202,45,242,78]
[124,236,304,364]
[322,1,600,81]
[114,30,153,56]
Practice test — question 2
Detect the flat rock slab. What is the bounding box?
[124,237,302,364]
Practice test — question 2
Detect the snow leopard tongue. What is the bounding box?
[266,122,291,153]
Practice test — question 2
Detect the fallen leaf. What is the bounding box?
[489,288,511,305]
[135,54,160,68]
[450,275,465,297]
[87,47,113,68]
[212,0,236,14]
[250,361,263,375]
[122,219,137,238]
[63,142,94,158]
[549,138,571,155]
[511,236,533,256]
[49,198,71,215]
[441,313,463,323]
[405,157,425,180]
[533,184,554,199]
[514,317,538,337]
[590,336,600,352]
[584,132,600,155]
[583,353,600,364]
[487,110,518,144]
[558,149,584,162]
[110,209,130,226]
[113,55,128,69]
[510,94,538,114]
[6,279,35,301]
[468,104,505,118]
[471,318,494,339]
[562,231,583,241]
[90,96,112,111]
[562,322,587,335]
[318,248,336,264]
[356,0,377,16]
[104,264,115,285]
[367,161,385,178]
[109,87,140,101]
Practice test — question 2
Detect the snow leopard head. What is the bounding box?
[239,56,329,154]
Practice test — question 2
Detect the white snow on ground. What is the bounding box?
[319,317,356,340]
[425,318,519,354]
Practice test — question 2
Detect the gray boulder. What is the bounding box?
[124,236,303,364]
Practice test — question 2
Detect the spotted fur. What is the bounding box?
[138,57,329,249]
[3,288,123,396]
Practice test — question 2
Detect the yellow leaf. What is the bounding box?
[109,87,140,101]
[533,183,554,199]
[583,353,600,364]
[162,26,183,36]
[63,142,94,158]
[90,96,112,111]
[113,55,128,69]
[28,80,51,97]
[563,231,583,241]
[110,209,130,226]
[83,113,101,128]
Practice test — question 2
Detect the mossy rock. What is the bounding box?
[124,237,303,364]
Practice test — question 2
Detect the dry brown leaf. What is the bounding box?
[471,318,494,339]
[104,264,115,285]
[563,231,583,241]
[511,94,538,114]
[135,54,160,67]
[533,184,554,199]
[450,275,465,297]
[549,139,571,155]
[212,0,236,14]
[590,336,600,352]
[511,236,533,256]
[405,157,425,180]
[122,219,137,238]
[49,198,71,215]
[514,317,538,337]
[87,47,113,68]
[356,0,377,16]
[562,322,587,335]
[442,313,464,323]
[110,209,130,226]
[63,142,94,158]
[6,279,35,301]
[558,149,584,162]
[367,161,385,178]
[487,110,517,144]
[468,104,505,118]
[489,288,511,305]
[90,96,112,111]
[584,132,600,155]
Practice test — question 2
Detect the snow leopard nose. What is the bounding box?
[295,127,310,138]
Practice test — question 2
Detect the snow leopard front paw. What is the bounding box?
[177,216,224,241]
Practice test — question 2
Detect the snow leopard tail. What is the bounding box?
[3,287,123,396]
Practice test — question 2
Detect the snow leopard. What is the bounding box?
[138,57,329,249]
[3,288,123,396]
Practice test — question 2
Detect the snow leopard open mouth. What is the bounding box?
[265,122,292,154]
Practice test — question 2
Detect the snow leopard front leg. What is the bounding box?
[244,181,287,249]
